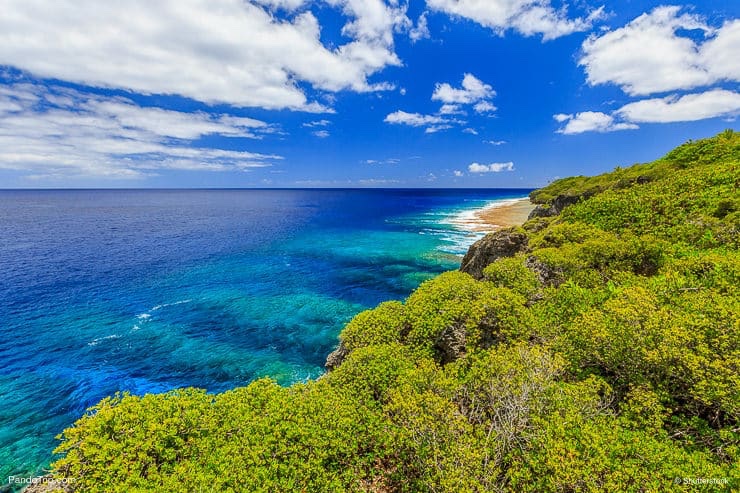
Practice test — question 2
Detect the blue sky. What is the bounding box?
[0,0,738,188]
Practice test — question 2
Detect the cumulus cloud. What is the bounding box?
[702,19,740,83]
[384,110,446,126]
[312,130,330,138]
[484,139,507,145]
[616,89,740,123]
[580,6,740,96]
[253,0,308,11]
[0,0,410,111]
[326,0,411,47]
[453,170,464,177]
[433,73,495,104]
[555,89,740,134]
[468,161,515,173]
[427,0,604,40]
[0,83,281,180]
[410,12,431,42]
[433,74,497,114]
[439,104,465,115]
[473,101,497,113]
[555,111,638,134]
[386,73,495,133]
[463,128,479,135]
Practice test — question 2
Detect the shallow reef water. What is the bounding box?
[0,188,530,481]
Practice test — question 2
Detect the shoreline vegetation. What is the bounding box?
[29,131,739,492]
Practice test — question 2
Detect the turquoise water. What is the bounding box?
[0,188,530,486]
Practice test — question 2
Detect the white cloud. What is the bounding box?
[0,83,281,180]
[439,104,465,115]
[468,161,514,173]
[0,0,409,111]
[484,139,507,145]
[386,73,495,133]
[86,101,269,139]
[357,178,401,186]
[364,157,400,165]
[427,0,603,40]
[432,73,495,104]
[425,124,454,133]
[312,130,330,138]
[0,99,23,114]
[616,89,740,123]
[555,111,638,134]
[580,6,740,96]
[453,170,464,177]
[556,88,740,134]
[410,12,431,42]
[326,0,411,46]
[302,119,331,127]
[463,128,478,135]
[702,19,740,83]
[253,0,308,11]
[473,101,497,113]
[384,110,446,126]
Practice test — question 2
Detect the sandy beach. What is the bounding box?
[448,197,535,232]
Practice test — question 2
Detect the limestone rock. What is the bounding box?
[434,321,467,364]
[527,193,586,220]
[524,256,564,288]
[325,343,349,371]
[460,228,528,279]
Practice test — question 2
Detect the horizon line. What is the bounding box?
[0,186,538,192]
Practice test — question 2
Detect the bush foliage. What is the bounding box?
[50,131,739,491]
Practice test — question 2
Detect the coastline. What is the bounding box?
[448,197,535,233]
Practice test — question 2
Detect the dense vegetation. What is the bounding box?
[48,131,738,492]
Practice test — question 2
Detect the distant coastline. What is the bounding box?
[448,197,535,233]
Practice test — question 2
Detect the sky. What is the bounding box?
[0,0,738,188]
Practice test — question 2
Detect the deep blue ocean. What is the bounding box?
[0,188,530,484]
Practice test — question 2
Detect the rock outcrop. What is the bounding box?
[460,227,528,279]
[434,321,467,364]
[528,193,585,219]
[524,256,564,288]
[325,343,349,370]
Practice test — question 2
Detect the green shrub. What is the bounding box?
[528,220,607,249]
[54,380,398,492]
[508,414,731,492]
[404,271,533,359]
[385,359,487,492]
[661,250,740,294]
[527,232,665,288]
[482,256,540,298]
[326,343,416,404]
[557,285,739,426]
[339,300,407,351]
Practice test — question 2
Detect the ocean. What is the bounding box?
[0,188,531,484]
